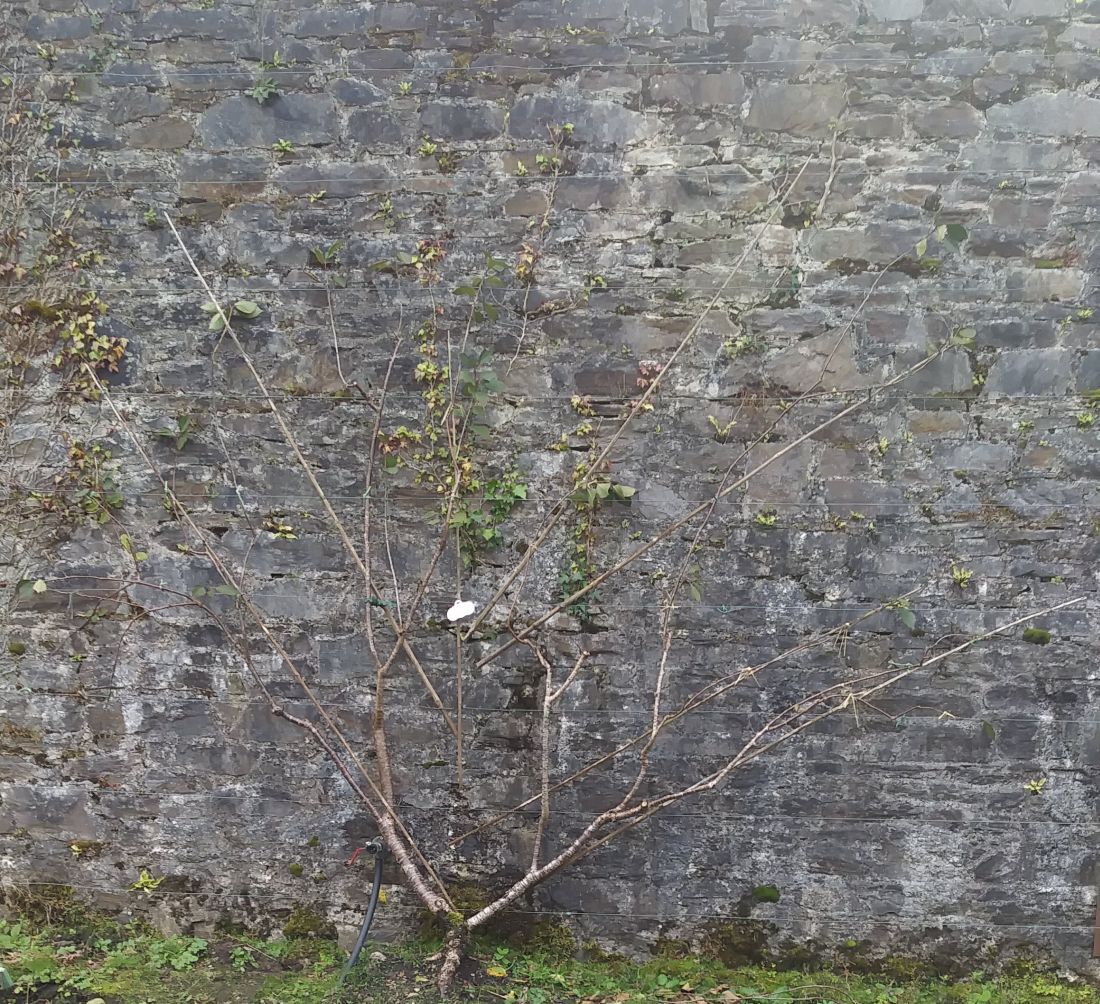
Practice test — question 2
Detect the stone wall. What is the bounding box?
[3,0,1100,973]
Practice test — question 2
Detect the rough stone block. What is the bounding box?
[132,9,253,40]
[127,117,194,150]
[346,109,405,146]
[912,102,985,139]
[509,95,650,147]
[25,14,92,39]
[987,92,1100,138]
[649,71,746,109]
[983,349,1075,396]
[329,79,385,106]
[198,95,339,151]
[420,100,508,141]
[865,0,924,17]
[745,83,847,136]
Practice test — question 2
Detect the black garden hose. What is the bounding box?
[339,839,385,987]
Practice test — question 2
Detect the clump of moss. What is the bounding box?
[448,880,490,914]
[654,935,692,959]
[8,640,26,655]
[1,884,117,936]
[287,863,304,877]
[0,722,43,742]
[283,905,337,941]
[1023,627,1052,645]
[700,919,776,966]
[877,953,937,982]
[752,884,781,904]
[515,920,576,961]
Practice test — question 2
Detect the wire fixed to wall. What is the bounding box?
[17,169,1098,193]
[19,686,1100,729]
[8,781,1097,831]
[27,389,1099,405]
[0,51,1063,80]
[9,276,1097,297]
[13,587,1093,619]
[9,881,1096,935]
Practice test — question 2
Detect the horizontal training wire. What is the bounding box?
[16,389,1098,404]
[15,589,1094,614]
[0,53,1049,80]
[10,277,1097,295]
[9,486,1100,507]
[7,787,1096,829]
[6,720,1090,765]
[11,882,1097,932]
[15,165,1100,187]
[17,687,1100,728]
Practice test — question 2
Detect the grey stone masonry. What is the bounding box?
[2,0,1100,975]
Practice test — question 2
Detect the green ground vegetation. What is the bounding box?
[1,908,1097,1004]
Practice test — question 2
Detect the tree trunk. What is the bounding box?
[436,923,468,997]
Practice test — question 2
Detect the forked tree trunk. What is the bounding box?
[436,923,468,997]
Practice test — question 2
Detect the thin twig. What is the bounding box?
[475,346,945,670]
[463,156,816,640]
[163,214,456,737]
[464,597,1083,930]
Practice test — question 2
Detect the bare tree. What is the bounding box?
[9,129,1082,995]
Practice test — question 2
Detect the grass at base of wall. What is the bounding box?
[2,914,1099,1004]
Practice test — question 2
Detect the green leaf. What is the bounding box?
[233,300,261,318]
[950,327,977,350]
[134,551,149,562]
[32,579,48,594]
[191,586,208,597]
[119,533,133,553]
[612,484,636,499]
[200,302,219,314]
[453,285,478,297]
[944,223,968,246]
[897,607,916,630]
[511,484,527,499]
[934,224,947,241]
[213,585,240,597]
[981,720,996,741]
[209,314,225,332]
[688,581,703,602]
[915,237,928,258]
[396,251,417,265]
[483,303,499,321]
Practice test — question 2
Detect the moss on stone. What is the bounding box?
[515,920,576,961]
[1023,627,1052,644]
[752,884,781,904]
[700,919,776,966]
[283,905,336,941]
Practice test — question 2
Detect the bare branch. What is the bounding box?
[464,597,1083,930]
[451,596,906,848]
[476,347,944,670]
[463,156,816,639]
[163,214,457,737]
[84,365,453,915]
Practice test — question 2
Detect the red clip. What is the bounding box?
[345,846,365,868]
